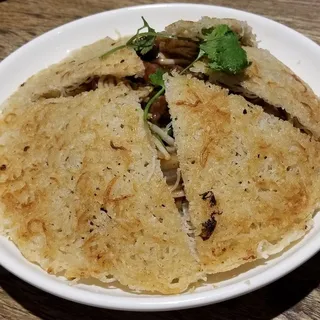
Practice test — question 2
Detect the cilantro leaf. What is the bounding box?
[143,68,165,121]
[100,17,158,59]
[149,68,165,87]
[100,17,179,59]
[127,17,157,55]
[199,24,250,74]
[202,24,230,39]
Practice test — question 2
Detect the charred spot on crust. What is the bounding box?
[110,140,126,150]
[0,164,7,171]
[200,190,216,207]
[211,210,222,215]
[243,254,256,261]
[200,216,217,241]
[100,207,108,214]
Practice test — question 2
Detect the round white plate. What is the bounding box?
[0,3,319,312]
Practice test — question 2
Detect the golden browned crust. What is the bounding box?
[2,37,145,115]
[195,47,320,139]
[242,47,320,138]
[165,74,320,273]
[0,85,202,294]
[165,16,257,46]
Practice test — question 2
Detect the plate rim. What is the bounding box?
[0,2,319,311]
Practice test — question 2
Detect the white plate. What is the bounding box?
[0,3,319,312]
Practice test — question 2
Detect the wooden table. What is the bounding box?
[0,0,319,319]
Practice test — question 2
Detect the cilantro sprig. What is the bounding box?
[126,17,157,55]
[200,25,250,74]
[143,68,165,121]
[182,24,250,75]
[101,17,174,59]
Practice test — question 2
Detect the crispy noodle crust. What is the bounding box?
[0,85,203,294]
[165,74,320,273]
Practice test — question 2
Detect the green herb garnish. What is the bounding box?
[200,24,250,74]
[143,68,165,121]
[149,68,165,87]
[100,17,174,59]
[126,17,157,55]
[183,24,250,75]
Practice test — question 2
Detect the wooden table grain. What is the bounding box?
[0,0,319,319]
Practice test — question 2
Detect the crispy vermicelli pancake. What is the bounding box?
[165,74,320,273]
[0,85,202,294]
[2,37,145,114]
[165,16,257,46]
